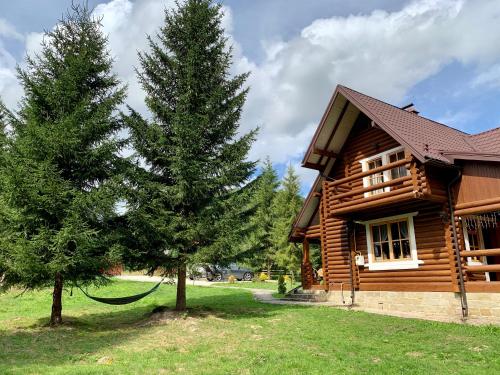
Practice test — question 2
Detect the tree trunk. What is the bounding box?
[175,263,187,311]
[267,259,271,279]
[50,273,63,326]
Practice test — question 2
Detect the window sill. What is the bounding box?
[366,260,423,271]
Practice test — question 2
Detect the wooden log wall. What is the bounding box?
[322,119,447,220]
[320,114,397,290]
[455,161,500,214]
[317,113,460,292]
[351,203,458,291]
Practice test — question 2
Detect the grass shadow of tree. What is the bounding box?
[0,287,311,372]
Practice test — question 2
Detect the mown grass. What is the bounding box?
[1,281,499,374]
[213,280,300,291]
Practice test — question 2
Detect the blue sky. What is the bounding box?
[1,0,500,195]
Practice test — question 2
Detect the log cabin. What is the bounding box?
[290,85,500,321]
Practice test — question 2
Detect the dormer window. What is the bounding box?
[360,146,408,197]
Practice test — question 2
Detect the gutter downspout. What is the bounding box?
[447,168,468,320]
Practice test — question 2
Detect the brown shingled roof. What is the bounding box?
[337,85,481,163]
[468,127,500,154]
[294,85,500,237]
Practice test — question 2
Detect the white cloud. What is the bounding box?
[3,0,500,195]
[472,63,500,89]
[0,19,22,41]
[0,19,23,109]
[93,0,176,114]
[234,0,500,192]
[437,109,478,132]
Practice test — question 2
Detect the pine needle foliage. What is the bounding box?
[0,5,127,324]
[125,0,256,310]
[271,164,304,275]
[244,158,279,273]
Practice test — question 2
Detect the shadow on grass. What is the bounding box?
[0,287,310,372]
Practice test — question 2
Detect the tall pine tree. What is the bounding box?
[126,0,256,310]
[271,165,303,278]
[0,5,126,325]
[245,158,279,276]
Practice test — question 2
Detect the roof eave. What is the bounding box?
[301,89,341,166]
[440,151,500,164]
[336,85,428,164]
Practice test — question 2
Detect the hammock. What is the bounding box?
[77,278,165,305]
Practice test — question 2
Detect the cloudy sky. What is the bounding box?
[1,0,500,194]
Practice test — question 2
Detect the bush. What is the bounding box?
[259,272,268,282]
[278,275,286,294]
[283,275,291,284]
[228,275,236,284]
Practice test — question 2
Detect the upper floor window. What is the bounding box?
[360,146,409,197]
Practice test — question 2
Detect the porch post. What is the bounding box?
[301,239,314,289]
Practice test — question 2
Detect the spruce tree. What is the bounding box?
[0,5,126,325]
[126,0,256,310]
[271,165,303,278]
[245,158,279,277]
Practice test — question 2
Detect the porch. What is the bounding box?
[299,227,326,291]
[458,211,500,292]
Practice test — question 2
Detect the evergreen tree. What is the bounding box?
[245,158,279,276]
[271,164,303,278]
[0,5,126,325]
[126,0,256,310]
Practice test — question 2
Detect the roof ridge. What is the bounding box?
[462,134,478,152]
[468,126,500,137]
[338,84,471,136]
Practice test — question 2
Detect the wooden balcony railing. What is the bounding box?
[460,248,500,274]
[324,157,425,217]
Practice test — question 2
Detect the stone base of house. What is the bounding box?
[325,290,500,324]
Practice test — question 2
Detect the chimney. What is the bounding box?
[401,103,419,115]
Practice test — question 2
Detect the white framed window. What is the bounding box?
[362,212,422,271]
[359,146,408,198]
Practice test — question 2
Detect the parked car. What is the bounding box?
[189,263,254,282]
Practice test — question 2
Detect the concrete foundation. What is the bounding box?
[326,290,500,324]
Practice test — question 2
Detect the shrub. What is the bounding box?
[278,275,286,294]
[259,272,268,282]
[283,275,291,284]
[228,275,236,284]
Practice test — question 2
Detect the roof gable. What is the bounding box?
[294,84,500,234]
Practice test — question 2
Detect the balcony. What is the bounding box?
[323,157,427,217]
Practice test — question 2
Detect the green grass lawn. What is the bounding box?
[213,280,300,291]
[1,281,499,374]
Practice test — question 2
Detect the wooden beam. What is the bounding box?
[302,162,324,171]
[328,157,411,186]
[313,147,338,159]
[464,264,500,273]
[331,175,411,201]
[455,196,500,211]
[329,191,417,217]
[460,249,500,257]
[358,282,457,292]
[317,100,350,167]
[455,202,500,216]
[465,281,500,293]
[329,187,415,215]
